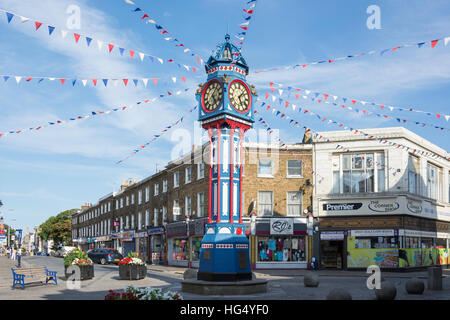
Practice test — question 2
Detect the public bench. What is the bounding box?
[11,266,58,290]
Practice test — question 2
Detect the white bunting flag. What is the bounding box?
[142,78,149,87]
[138,52,145,61]
[445,37,450,46]
[81,79,87,87]
[61,30,68,39]
[157,57,163,64]
[15,76,22,84]
[20,16,30,23]
[172,77,176,83]
[97,40,103,50]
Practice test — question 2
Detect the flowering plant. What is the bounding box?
[105,285,182,300]
[63,248,93,267]
[118,252,145,266]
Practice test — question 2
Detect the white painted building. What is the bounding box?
[312,127,450,270]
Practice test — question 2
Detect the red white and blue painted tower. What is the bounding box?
[196,34,257,281]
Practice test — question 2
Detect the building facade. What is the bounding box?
[313,127,450,270]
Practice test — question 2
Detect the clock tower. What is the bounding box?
[196,34,256,281]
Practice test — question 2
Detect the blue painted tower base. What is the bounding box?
[197,222,252,281]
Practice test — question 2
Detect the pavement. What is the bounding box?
[1,255,450,300]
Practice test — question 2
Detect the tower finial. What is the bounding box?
[225,34,230,42]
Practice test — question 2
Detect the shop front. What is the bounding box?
[166,221,189,267]
[147,227,166,265]
[135,231,148,262]
[111,232,122,254]
[189,218,206,268]
[95,235,113,249]
[253,217,309,269]
[320,231,345,269]
[121,230,135,257]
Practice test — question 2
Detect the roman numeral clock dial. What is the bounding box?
[201,80,223,113]
[228,80,251,113]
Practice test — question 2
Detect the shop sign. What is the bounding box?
[166,221,187,237]
[320,231,345,240]
[407,200,422,214]
[270,218,293,235]
[111,232,121,239]
[399,229,437,238]
[96,236,111,242]
[135,231,147,238]
[322,203,363,211]
[350,229,394,237]
[436,232,450,239]
[122,230,135,239]
[147,227,164,235]
[368,200,399,213]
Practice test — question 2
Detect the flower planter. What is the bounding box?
[64,264,94,280]
[119,264,147,280]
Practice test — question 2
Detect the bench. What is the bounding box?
[11,266,58,290]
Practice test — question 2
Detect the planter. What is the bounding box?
[64,264,94,280]
[119,264,147,280]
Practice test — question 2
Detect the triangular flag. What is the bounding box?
[445,37,450,46]
[60,78,66,85]
[152,78,158,85]
[20,16,30,23]
[108,44,114,52]
[129,50,135,58]
[6,12,15,23]
[48,26,55,35]
[61,29,68,39]
[431,40,439,48]
[81,79,87,87]
[15,76,22,84]
[123,79,128,86]
[92,79,97,86]
[35,21,42,30]
[138,52,145,61]
[181,77,186,83]
[119,48,124,56]
[86,37,92,46]
[142,78,149,87]
[74,33,80,43]
[97,40,103,50]
[102,79,108,87]
[133,79,138,87]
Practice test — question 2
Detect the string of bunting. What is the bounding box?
[233,0,257,51]
[123,0,204,66]
[255,104,404,177]
[254,35,450,74]
[261,95,450,162]
[0,73,188,88]
[116,105,198,164]
[265,90,450,132]
[253,108,326,183]
[1,8,199,73]
[269,82,450,121]
[0,88,190,138]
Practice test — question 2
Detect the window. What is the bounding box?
[197,193,205,217]
[116,200,119,210]
[287,160,302,177]
[126,196,129,206]
[174,172,180,188]
[173,199,180,221]
[287,191,302,216]
[185,196,192,217]
[138,190,142,205]
[138,212,142,229]
[125,216,129,229]
[108,202,111,212]
[145,210,149,227]
[120,198,124,208]
[427,163,442,201]
[197,162,205,179]
[333,152,385,194]
[258,159,273,177]
[185,167,192,184]
[408,155,420,195]
[163,206,167,225]
[163,179,168,193]
[131,215,135,229]
[154,208,159,227]
[120,217,124,231]
[154,183,159,196]
[145,186,150,202]
[131,193,135,205]
[258,191,273,216]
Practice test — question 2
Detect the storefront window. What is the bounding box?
[191,237,202,261]
[421,238,433,249]
[172,238,189,261]
[405,237,419,248]
[257,236,306,262]
[354,236,398,249]
[436,238,447,248]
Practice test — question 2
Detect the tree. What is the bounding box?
[39,209,78,249]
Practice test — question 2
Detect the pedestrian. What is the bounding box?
[11,247,16,261]
[6,247,10,259]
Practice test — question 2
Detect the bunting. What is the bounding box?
[261,95,450,162]
[1,9,199,73]
[265,90,450,133]
[0,74,189,88]
[123,1,204,66]
[269,82,450,122]
[0,88,191,138]
[116,105,198,164]
[254,35,450,74]
[234,0,258,51]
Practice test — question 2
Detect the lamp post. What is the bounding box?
[186,215,191,268]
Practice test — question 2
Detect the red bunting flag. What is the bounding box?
[270,87,275,93]
[92,79,97,86]
[141,14,149,19]
[431,40,439,48]
[26,77,32,82]
[240,26,248,30]
[108,44,114,52]
[152,78,158,85]
[123,79,128,86]
[352,100,357,104]
[35,21,42,30]
[265,92,269,99]
[323,94,329,100]
[168,59,174,62]
[243,9,253,14]
[285,101,290,108]
[329,59,334,63]
[380,105,385,109]
[295,94,299,99]
[168,92,172,95]
[129,50,135,59]
[74,33,80,43]
[181,77,186,83]
[60,78,66,85]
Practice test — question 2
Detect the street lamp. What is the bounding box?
[186,215,191,268]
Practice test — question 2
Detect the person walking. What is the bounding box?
[11,247,16,261]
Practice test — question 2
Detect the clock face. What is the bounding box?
[228,80,251,113]
[201,79,223,113]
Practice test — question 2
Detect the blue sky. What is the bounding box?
[0,0,449,232]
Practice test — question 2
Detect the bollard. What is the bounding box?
[428,266,442,291]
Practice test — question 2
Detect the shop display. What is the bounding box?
[257,236,306,262]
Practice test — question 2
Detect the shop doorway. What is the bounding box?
[320,240,344,269]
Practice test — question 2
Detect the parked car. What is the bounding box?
[87,248,123,265]
[37,252,49,256]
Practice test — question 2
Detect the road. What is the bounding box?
[1,255,450,300]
